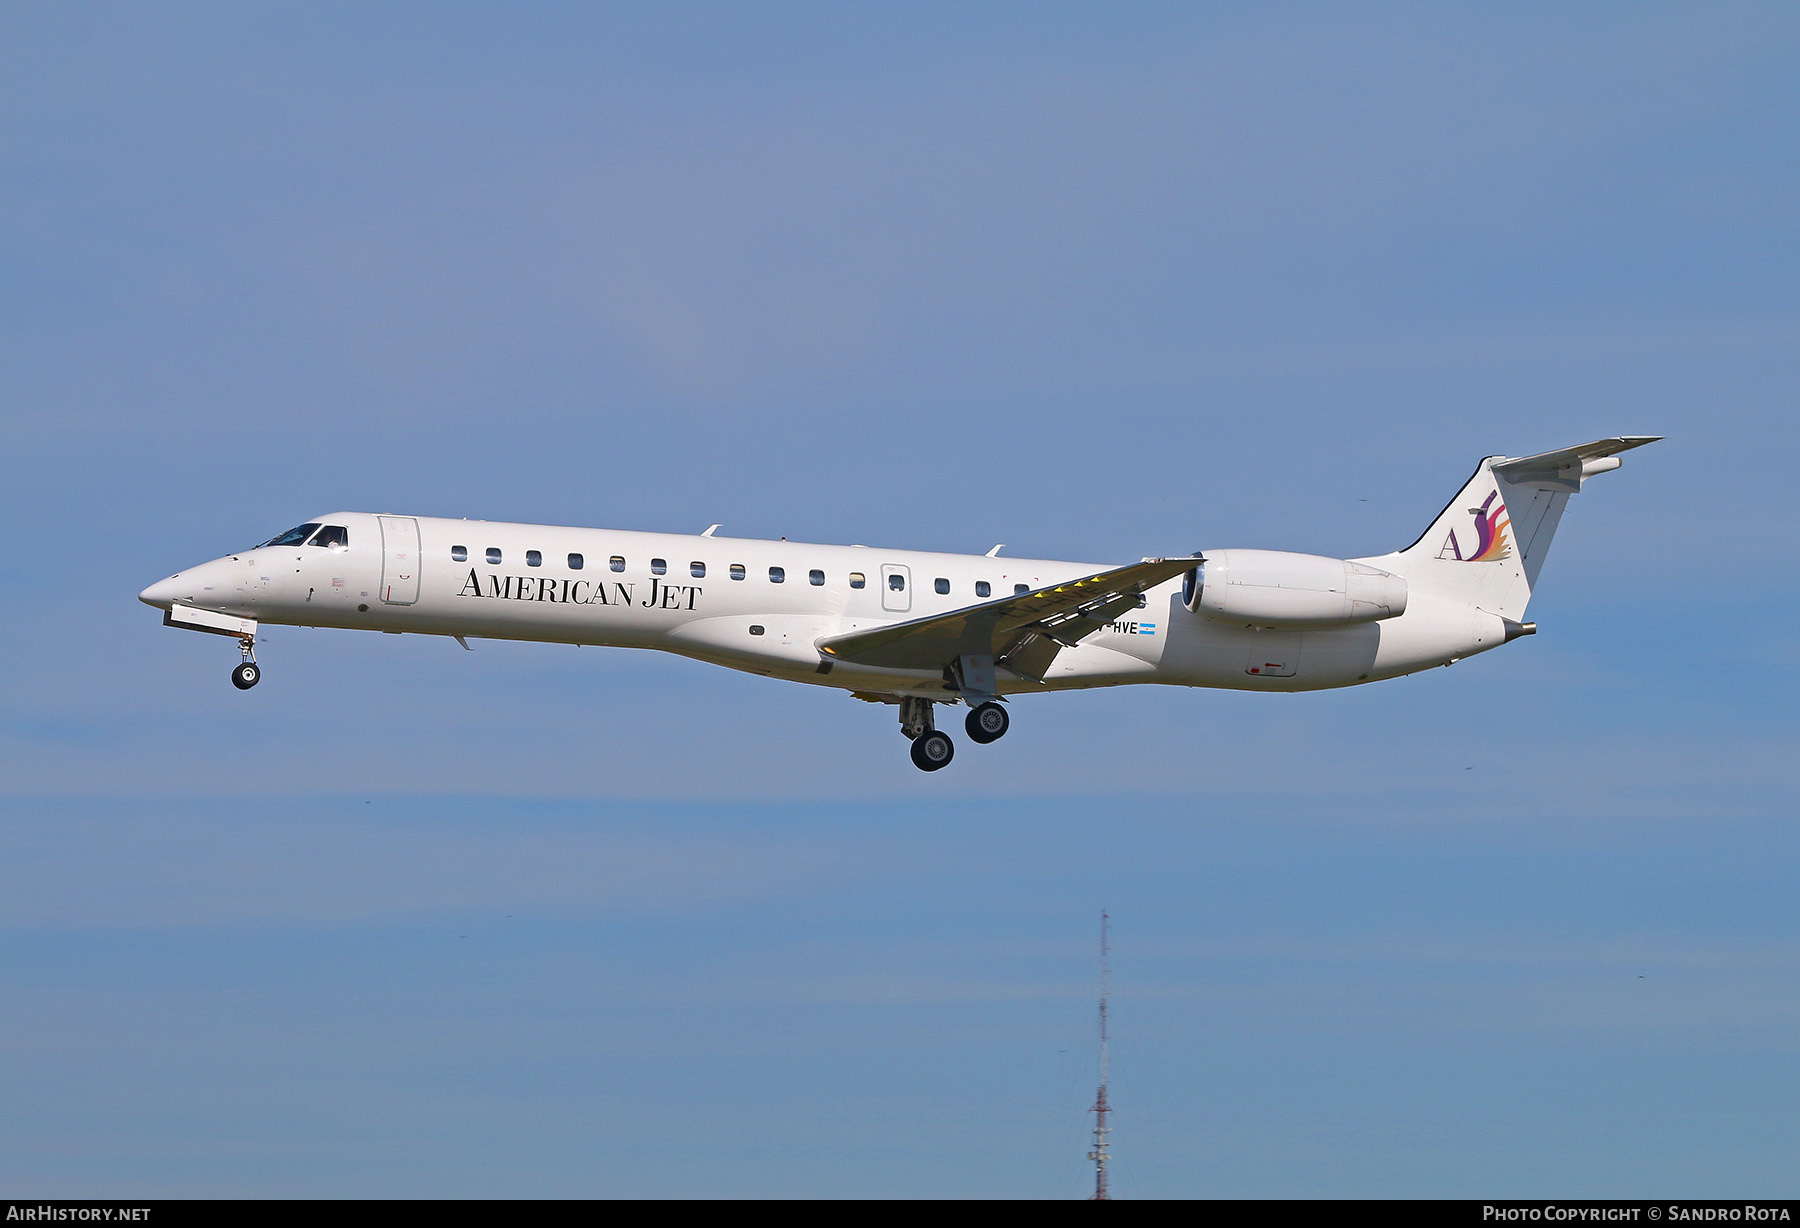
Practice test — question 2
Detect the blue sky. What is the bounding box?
[3,3,1797,1196]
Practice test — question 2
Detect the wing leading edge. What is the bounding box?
[816,556,1201,682]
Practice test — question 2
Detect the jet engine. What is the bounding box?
[1183,549,1407,629]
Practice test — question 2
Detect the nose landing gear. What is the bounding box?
[230,635,261,690]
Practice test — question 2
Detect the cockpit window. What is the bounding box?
[258,523,320,548]
[309,525,349,549]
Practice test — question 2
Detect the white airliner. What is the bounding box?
[140,437,1657,770]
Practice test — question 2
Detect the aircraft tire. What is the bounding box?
[231,662,261,690]
[965,702,1009,744]
[910,730,954,771]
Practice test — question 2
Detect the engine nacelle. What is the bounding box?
[1183,549,1407,629]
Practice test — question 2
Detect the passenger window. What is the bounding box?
[451,545,467,562]
[486,548,502,565]
[809,569,825,586]
[610,556,626,572]
[1015,584,1029,595]
[730,563,746,580]
[651,558,667,575]
[749,625,765,636]
[526,550,542,567]
[889,574,905,591]
[934,578,950,595]
[691,561,706,578]
[849,572,866,589]
[310,525,349,549]
[770,566,785,583]
[568,553,584,570]
[976,581,991,598]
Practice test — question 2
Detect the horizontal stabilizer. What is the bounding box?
[1494,436,1662,484]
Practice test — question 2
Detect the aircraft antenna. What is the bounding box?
[1087,909,1112,1200]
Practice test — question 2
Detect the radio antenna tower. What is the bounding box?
[1087,909,1112,1200]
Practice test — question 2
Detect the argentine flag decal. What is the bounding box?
[1139,622,1156,634]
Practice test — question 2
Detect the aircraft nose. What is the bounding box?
[139,574,185,609]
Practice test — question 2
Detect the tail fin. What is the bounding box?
[1371,437,1660,619]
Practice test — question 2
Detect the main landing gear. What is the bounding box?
[898,696,1010,771]
[965,701,1009,744]
[911,729,954,771]
[230,635,261,690]
[899,696,952,771]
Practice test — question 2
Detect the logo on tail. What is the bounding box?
[1437,490,1511,562]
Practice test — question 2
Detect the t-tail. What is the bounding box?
[1367,436,1662,623]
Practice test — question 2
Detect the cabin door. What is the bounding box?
[378,516,422,606]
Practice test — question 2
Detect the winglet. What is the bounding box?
[986,544,1004,557]
[701,524,722,537]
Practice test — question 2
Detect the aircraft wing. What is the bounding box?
[816,556,1200,681]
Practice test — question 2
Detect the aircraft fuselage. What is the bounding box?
[138,511,1501,700]
[140,438,1657,769]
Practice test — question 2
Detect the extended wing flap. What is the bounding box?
[816,556,1199,674]
[998,631,1062,682]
